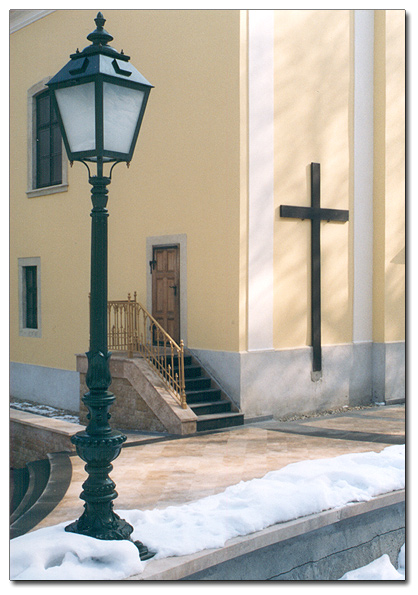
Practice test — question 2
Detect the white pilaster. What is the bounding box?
[247,10,275,351]
[353,10,374,343]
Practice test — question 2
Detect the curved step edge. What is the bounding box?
[10,452,72,539]
[10,467,30,519]
[10,459,49,526]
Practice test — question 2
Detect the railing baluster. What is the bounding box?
[179,340,187,409]
[157,327,161,376]
[170,343,174,391]
[127,294,133,358]
[142,309,146,359]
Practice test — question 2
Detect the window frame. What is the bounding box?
[18,257,42,338]
[27,77,68,198]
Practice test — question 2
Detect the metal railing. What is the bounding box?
[107,292,187,409]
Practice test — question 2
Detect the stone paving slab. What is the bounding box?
[305,415,404,434]
[31,404,405,532]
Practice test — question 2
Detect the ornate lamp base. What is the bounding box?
[65,426,155,561]
[66,513,155,561]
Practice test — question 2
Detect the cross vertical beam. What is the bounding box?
[280,163,349,375]
[310,163,322,372]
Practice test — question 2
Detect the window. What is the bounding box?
[27,78,68,198]
[35,90,62,188]
[23,266,38,329]
[18,258,41,337]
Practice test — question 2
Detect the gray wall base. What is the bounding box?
[10,362,80,413]
[10,340,405,419]
[373,342,405,404]
[191,341,405,419]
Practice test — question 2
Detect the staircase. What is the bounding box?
[175,352,244,432]
[107,293,244,432]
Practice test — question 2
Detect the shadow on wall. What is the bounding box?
[273,11,352,350]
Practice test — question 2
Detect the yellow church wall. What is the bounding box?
[9,8,405,381]
[106,9,242,353]
[373,10,405,343]
[10,10,92,371]
[382,9,405,343]
[273,10,352,350]
[10,9,242,372]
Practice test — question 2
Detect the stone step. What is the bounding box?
[163,354,193,368]
[183,364,203,379]
[185,377,212,391]
[189,400,232,416]
[196,412,245,432]
[186,388,222,404]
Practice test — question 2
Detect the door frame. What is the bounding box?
[146,234,187,346]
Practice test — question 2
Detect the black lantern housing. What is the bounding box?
[47,12,153,164]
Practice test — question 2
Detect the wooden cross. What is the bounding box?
[280,163,349,375]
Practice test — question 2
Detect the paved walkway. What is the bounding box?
[32,404,405,533]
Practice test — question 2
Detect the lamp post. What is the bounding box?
[47,12,154,560]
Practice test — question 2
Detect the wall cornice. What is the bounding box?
[10,9,55,34]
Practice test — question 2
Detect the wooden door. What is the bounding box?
[152,246,180,344]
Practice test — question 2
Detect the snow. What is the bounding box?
[10,399,79,424]
[10,444,405,581]
[339,545,405,580]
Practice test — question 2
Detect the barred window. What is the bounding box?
[18,258,41,338]
[23,265,38,329]
[27,78,68,198]
[35,90,62,188]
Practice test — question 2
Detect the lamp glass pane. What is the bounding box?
[55,82,96,153]
[103,82,145,155]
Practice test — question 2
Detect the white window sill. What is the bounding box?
[26,183,68,199]
[19,328,42,338]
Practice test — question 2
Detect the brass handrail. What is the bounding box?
[107,293,187,409]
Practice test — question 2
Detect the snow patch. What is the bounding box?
[340,545,405,580]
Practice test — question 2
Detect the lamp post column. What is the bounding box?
[65,174,128,540]
[65,174,154,560]
[88,174,112,394]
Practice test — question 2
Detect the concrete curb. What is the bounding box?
[126,489,405,581]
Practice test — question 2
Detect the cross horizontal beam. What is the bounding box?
[279,205,349,222]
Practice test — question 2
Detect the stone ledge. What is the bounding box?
[126,489,405,581]
[10,408,85,436]
[10,409,85,468]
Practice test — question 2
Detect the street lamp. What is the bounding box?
[47,12,154,560]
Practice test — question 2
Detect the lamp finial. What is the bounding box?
[95,12,106,29]
[87,11,113,46]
